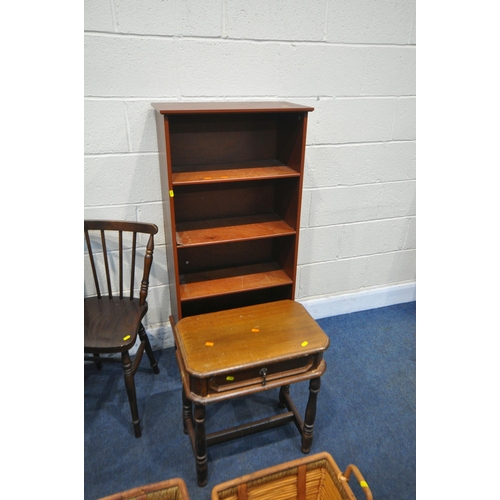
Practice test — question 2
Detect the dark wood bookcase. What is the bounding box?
[152,102,314,322]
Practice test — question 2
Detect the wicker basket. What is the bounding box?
[100,477,190,500]
[211,452,372,500]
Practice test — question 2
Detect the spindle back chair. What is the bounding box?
[84,220,160,438]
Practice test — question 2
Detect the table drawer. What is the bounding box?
[208,355,319,394]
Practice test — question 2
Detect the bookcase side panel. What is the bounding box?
[154,111,181,322]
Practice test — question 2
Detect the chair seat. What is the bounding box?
[84,297,147,353]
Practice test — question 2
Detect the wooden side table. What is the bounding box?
[170,300,330,486]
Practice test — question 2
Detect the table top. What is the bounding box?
[173,300,329,377]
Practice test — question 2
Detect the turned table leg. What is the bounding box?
[194,404,208,487]
[301,377,321,453]
[278,385,290,408]
[182,387,192,435]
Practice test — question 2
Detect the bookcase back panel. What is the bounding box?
[178,239,274,274]
[169,112,306,171]
[273,178,300,230]
[169,114,278,167]
[180,286,293,318]
[177,237,295,274]
[175,182,273,223]
[276,114,306,172]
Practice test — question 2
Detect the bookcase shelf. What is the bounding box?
[153,101,313,321]
[179,262,293,301]
[176,213,295,247]
[172,161,299,185]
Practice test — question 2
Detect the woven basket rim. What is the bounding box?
[99,477,190,500]
[210,451,355,500]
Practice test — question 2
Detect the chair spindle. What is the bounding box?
[101,230,112,298]
[119,230,123,299]
[85,229,101,299]
[130,231,137,300]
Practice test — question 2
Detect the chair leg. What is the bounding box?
[138,324,160,374]
[121,351,142,438]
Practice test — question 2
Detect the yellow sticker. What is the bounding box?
[301,341,308,347]
[360,481,368,488]
[251,328,259,332]
[205,342,214,346]
[169,190,174,197]
[226,376,235,381]
[123,335,131,341]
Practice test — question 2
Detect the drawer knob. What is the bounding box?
[259,368,268,386]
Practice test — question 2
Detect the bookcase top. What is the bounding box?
[151,101,314,114]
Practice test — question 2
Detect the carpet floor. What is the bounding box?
[85,301,416,500]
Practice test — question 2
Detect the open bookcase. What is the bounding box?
[152,102,314,322]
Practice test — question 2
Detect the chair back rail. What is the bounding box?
[84,220,158,304]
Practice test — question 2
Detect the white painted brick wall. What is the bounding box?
[326,0,415,44]
[226,0,327,41]
[179,40,280,97]
[84,0,416,347]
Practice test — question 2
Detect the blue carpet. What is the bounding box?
[85,301,416,499]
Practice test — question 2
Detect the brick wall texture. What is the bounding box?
[84,0,416,340]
